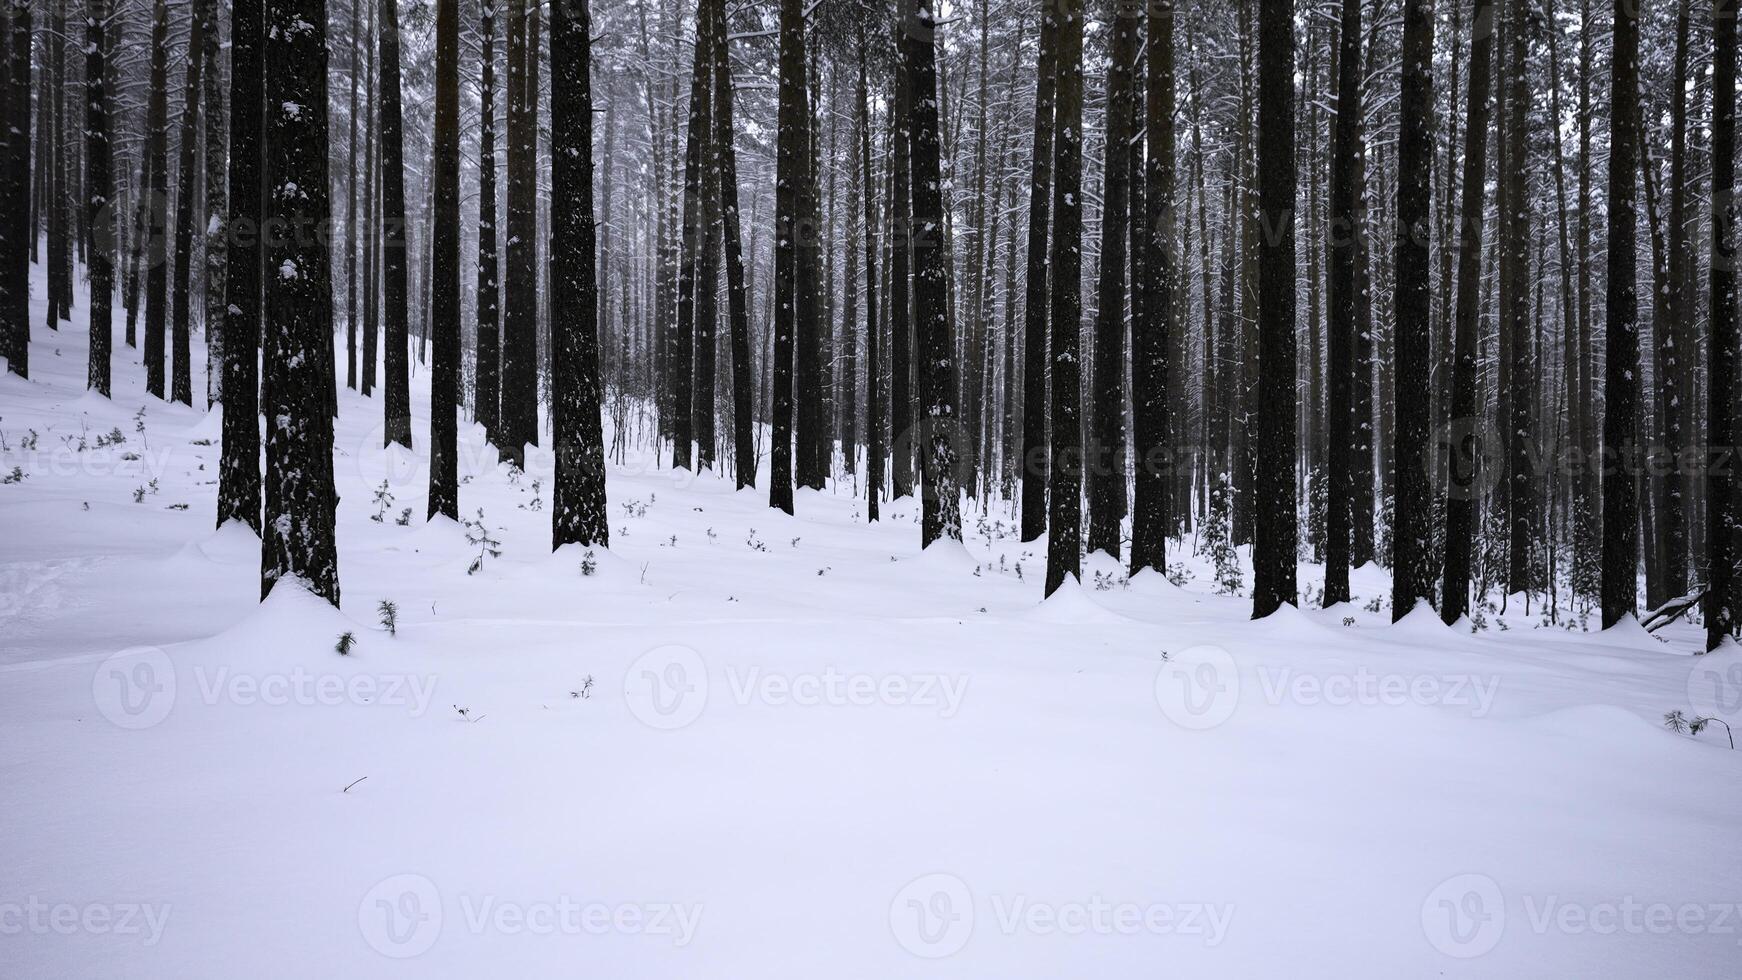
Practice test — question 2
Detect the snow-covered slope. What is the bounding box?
[3,280,1739,978]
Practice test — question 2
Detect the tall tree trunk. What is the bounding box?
[1324,0,1363,605]
[1387,0,1434,620]
[202,0,226,408]
[1087,0,1137,561]
[343,0,360,393]
[1019,0,1058,541]
[144,0,169,398]
[1660,0,1692,600]
[218,0,263,532]
[260,0,339,604]
[694,10,721,473]
[1708,0,1739,650]
[427,0,460,520]
[170,6,206,407]
[907,0,960,547]
[860,30,881,520]
[794,25,823,492]
[890,21,914,501]
[378,0,412,448]
[1132,0,1175,576]
[1252,0,1299,618]
[550,0,605,547]
[85,0,111,395]
[1503,0,1533,597]
[710,0,754,489]
[0,0,28,378]
[500,0,537,465]
[769,0,802,514]
[1601,0,1640,627]
[361,0,378,397]
[1441,0,1495,624]
[1044,0,1084,595]
[476,0,500,441]
[672,0,712,472]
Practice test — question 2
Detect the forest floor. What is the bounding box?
[3,276,1740,978]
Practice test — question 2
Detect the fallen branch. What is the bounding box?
[1642,589,1706,633]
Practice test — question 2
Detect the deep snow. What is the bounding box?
[3,275,1740,978]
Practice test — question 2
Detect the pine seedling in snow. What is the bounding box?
[463,509,502,574]
[371,480,395,522]
[1665,710,1735,748]
[378,600,398,635]
[335,631,357,655]
[580,550,597,576]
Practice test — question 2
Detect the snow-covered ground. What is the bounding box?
[3,277,1741,978]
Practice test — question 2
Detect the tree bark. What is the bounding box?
[550,0,606,547]
[1252,0,1299,618]
[260,0,339,604]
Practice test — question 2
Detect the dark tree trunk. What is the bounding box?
[1708,0,1739,650]
[1324,0,1362,605]
[84,0,111,395]
[45,0,66,329]
[144,0,169,398]
[710,0,754,489]
[694,8,721,473]
[550,0,606,547]
[202,0,225,407]
[218,0,263,532]
[890,23,914,501]
[1044,0,1084,596]
[260,0,339,604]
[362,2,379,398]
[427,0,460,520]
[1131,0,1174,576]
[170,6,206,407]
[1387,0,1434,620]
[794,32,824,493]
[906,0,960,547]
[672,0,711,472]
[1,0,30,378]
[1020,3,1058,541]
[1441,0,1494,624]
[475,0,500,441]
[378,0,412,448]
[1502,0,1533,597]
[859,32,880,521]
[1087,0,1137,561]
[1252,0,1299,618]
[1601,0,1640,627]
[343,0,360,393]
[769,0,802,514]
[1660,0,1692,600]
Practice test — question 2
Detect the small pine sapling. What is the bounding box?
[371,480,395,522]
[378,600,398,635]
[335,631,357,655]
[463,510,502,574]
